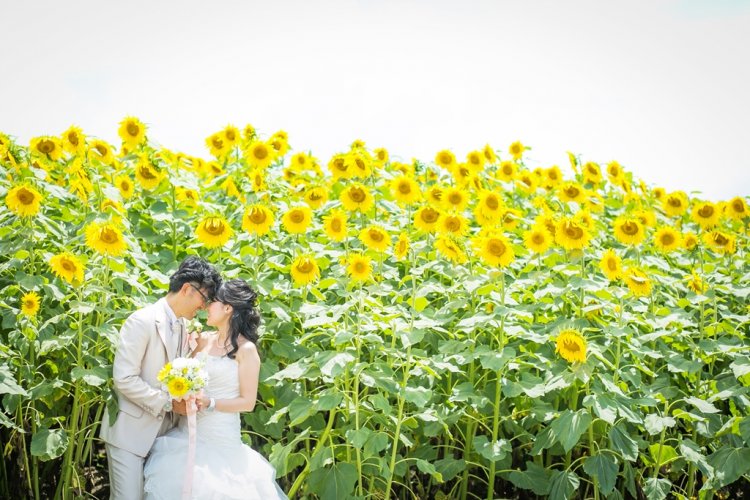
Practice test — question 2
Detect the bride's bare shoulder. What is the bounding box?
[236,340,259,360]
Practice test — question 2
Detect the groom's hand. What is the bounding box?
[171,399,188,415]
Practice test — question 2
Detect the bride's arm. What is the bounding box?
[202,342,260,413]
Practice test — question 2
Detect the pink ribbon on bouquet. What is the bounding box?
[181,394,199,500]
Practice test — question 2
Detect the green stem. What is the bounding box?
[286,408,338,498]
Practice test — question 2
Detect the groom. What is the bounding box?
[100,256,221,499]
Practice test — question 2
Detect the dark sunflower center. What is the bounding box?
[564,222,584,240]
[331,219,342,232]
[38,140,55,154]
[204,218,226,235]
[348,187,366,203]
[398,182,412,194]
[421,208,439,223]
[127,123,140,136]
[564,186,580,198]
[485,196,499,210]
[100,227,119,244]
[290,210,305,223]
[18,188,35,205]
[621,221,639,235]
[249,209,267,224]
[254,145,268,160]
[661,233,675,245]
[488,239,506,256]
[297,260,314,273]
[532,233,545,245]
[697,206,714,218]
[61,260,75,272]
[368,230,383,242]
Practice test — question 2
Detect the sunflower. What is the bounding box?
[20,291,41,317]
[49,253,85,284]
[345,152,372,179]
[599,249,622,281]
[466,151,486,173]
[339,183,374,212]
[167,377,189,398]
[662,191,688,217]
[359,225,391,252]
[482,144,497,165]
[100,199,123,214]
[613,217,646,246]
[114,175,134,199]
[555,217,591,250]
[582,162,602,185]
[289,152,311,171]
[499,208,523,230]
[473,234,515,267]
[6,184,42,217]
[302,186,328,209]
[555,329,587,363]
[157,363,172,382]
[652,187,666,200]
[441,186,470,212]
[558,182,587,204]
[426,185,444,207]
[88,139,115,165]
[653,226,682,252]
[567,151,579,173]
[515,171,538,195]
[195,216,233,248]
[691,201,720,230]
[725,196,748,221]
[474,190,504,224]
[524,225,552,254]
[84,222,128,256]
[135,158,162,190]
[435,150,456,170]
[497,161,517,182]
[683,232,699,250]
[435,236,468,264]
[347,253,372,282]
[176,187,200,208]
[244,141,276,169]
[703,230,736,255]
[684,272,707,295]
[544,165,563,189]
[623,267,652,297]
[205,132,229,158]
[508,141,525,160]
[242,205,275,236]
[222,125,241,149]
[328,155,351,180]
[249,168,267,192]
[373,147,389,167]
[323,209,348,241]
[290,255,320,286]
[413,206,441,233]
[282,206,313,234]
[30,136,63,160]
[269,131,290,157]
[118,116,147,148]
[220,176,242,200]
[390,175,421,205]
[573,209,595,232]
[61,125,86,155]
[437,213,470,237]
[633,209,656,228]
[392,233,410,260]
[606,161,624,184]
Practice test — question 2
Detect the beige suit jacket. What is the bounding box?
[100,299,182,457]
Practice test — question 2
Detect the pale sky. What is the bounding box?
[2,0,749,201]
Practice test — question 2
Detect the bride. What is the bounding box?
[144,279,287,499]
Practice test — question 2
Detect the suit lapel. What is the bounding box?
[155,316,171,360]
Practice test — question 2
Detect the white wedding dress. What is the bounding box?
[144,355,287,499]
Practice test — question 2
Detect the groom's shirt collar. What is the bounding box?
[158,297,180,330]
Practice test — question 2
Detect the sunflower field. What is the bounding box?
[1,119,749,500]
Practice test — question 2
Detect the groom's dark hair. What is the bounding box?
[168,256,221,300]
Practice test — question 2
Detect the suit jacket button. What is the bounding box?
[157,415,163,420]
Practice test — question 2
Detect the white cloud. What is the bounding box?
[1,0,748,200]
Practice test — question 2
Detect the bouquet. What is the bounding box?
[157,355,209,400]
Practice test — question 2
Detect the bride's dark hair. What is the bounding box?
[214,279,261,359]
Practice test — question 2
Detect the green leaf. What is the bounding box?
[363,432,389,457]
[648,444,679,466]
[288,397,314,426]
[0,366,27,396]
[582,453,618,495]
[268,429,309,476]
[706,446,750,489]
[71,366,109,387]
[346,428,371,450]
[643,414,676,435]
[30,427,68,461]
[508,461,551,495]
[550,409,591,453]
[643,477,671,500]
[548,469,579,500]
[473,435,511,462]
[307,462,358,500]
[684,396,719,414]
[415,458,443,482]
[679,439,712,476]
[609,424,638,462]
[730,357,750,379]
[478,347,516,371]
[403,386,432,408]
[413,296,428,312]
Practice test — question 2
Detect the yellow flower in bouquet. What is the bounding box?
[158,356,208,400]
